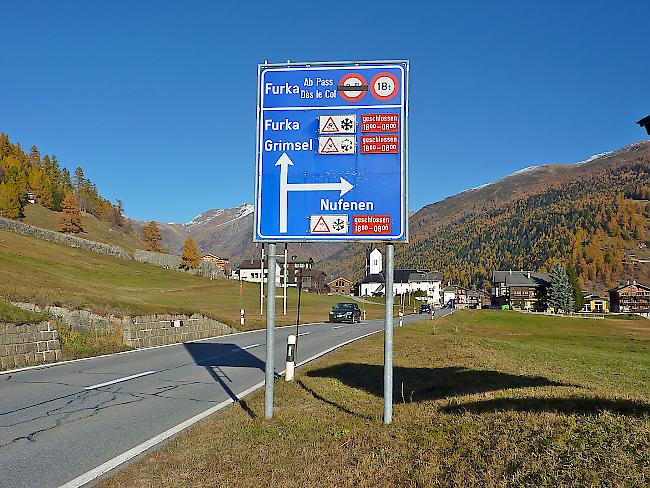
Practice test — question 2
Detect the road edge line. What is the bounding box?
[58,326,385,487]
[0,321,325,376]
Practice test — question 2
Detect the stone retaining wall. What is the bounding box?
[134,249,225,279]
[0,320,61,370]
[122,314,237,348]
[11,303,238,350]
[0,217,131,260]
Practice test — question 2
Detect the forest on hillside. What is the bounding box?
[399,162,649,291]
[323,154,650,293]
[0,132,127,228]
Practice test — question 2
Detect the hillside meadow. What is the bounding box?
[101,310,649,487]
[0,230,385,328]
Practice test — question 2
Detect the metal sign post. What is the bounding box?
[254,60,408,422]
[264,243,277,419]
[384,244,394,424]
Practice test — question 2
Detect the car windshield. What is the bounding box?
[333,303,354,311]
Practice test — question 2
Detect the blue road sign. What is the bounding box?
[254,60,408,242]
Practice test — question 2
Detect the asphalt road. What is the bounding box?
[0,310,450,488]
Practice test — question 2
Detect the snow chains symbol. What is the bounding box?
[341,118,354,131]
[332,218,346,231]
[340,139,354,152]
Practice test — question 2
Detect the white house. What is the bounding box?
[443,286,456,305]
[358,248,442,301]
[234,256,314,286]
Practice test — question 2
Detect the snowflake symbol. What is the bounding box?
[341,118,354,131]
[332,219,346,231]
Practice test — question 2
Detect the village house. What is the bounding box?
[491,270,551,311]
[327,277,352,295]
[581,293,609,313]
[608,281,650,315]
[358,248,443,301]
[234,255,316,287]
[201,254,229,271]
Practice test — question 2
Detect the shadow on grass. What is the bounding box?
[306,363,571,404]
[184,342,264,419]
[440,396,650,418]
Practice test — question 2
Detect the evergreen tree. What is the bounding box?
[61,168,73,191]
[142,221,164,253]
[548,263,574,313]
[74,166,86,192]
[566,264,584,312]
[58,191,83,233]
[180,236,201,269]
[0,181,23,219]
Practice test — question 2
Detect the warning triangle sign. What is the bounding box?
[321,116,339,133]
[312,216,331,233]
[321,137,339,153]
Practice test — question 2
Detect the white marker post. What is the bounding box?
[240,309,245,327]
[399,309,403,327]
[285,334,296,381]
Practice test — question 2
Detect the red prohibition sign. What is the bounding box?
[337,73,368,102]
[370,72,400,101]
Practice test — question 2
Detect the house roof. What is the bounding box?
[237,259,262,270]
[326,277,352,285]
[361,273,385,284]
[393,269,443,283]
[608,281,650,293]
[493,270,550,287]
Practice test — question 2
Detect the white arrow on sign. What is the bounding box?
[275,152,354,233]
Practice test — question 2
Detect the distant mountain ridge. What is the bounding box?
[146,204,344,264]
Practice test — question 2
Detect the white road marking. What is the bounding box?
[60,327,385,488]
[297,332,310,337]
[332,326,344,329]
[241,343,262,350]
[59,380,266,488]
[83,371,156,390]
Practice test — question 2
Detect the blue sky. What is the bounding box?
[2,1,648,222]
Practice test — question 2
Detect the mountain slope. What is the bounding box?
[148,204,344,264]
[324,140,650,293]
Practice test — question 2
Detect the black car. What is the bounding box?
[419,303,432,314]
[329,302,361,323]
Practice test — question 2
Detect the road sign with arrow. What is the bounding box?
[254,60,409,242]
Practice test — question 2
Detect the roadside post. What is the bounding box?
[398,309,403,327]
[285,334,296,381]
[254,60,409,422]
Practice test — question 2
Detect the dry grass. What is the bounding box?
[100,310,650,487]
[0,230,387,328]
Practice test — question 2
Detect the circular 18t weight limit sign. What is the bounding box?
[338,73,368,102]
[370,72,399,101]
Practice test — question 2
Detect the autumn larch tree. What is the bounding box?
[58,191,83,233]
[142,221,165,253]
[0,181,23,219]
[180,236,201,269]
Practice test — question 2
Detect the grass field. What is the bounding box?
[22,204,144,255]
[0,299,51,323]
[101,310,650,488]
[0,230,385,328]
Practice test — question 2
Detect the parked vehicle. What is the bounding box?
[419,303,432,314]
[329,302,361,323]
